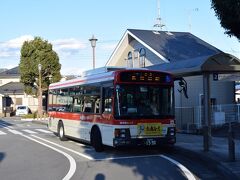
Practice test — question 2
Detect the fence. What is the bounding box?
[175,104,240,133]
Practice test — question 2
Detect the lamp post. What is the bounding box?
[46,74,52,113]
[38,63,42,119]
[89,35,98,69]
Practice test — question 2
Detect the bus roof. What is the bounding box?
[49,66,170,90]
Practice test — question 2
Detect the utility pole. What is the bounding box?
[188,8,198,32]
[38,63,42,120]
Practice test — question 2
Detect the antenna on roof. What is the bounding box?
[153,0,165,31]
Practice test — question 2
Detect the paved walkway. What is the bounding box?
[176,133,240,179]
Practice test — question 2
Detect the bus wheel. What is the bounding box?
[58,122,67,141]
[91,127,104,152]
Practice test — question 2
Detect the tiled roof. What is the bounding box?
[0,66,20,78]
[0,82,24,95]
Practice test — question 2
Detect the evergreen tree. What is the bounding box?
[19,37,61,95]
[211,0,240,40]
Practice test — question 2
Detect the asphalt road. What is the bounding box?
[0,119,223,180]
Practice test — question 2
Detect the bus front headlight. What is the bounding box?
[114,128,130,138]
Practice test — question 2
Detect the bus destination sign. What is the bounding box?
[120,71,172,83]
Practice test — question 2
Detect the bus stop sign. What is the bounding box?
[213,73,218,81]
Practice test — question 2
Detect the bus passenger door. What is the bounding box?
[101,87,114,146]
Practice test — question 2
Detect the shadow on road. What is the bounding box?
[0,152,6,162]
[0,119,13,129]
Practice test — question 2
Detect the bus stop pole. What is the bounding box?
[203,73,211,151]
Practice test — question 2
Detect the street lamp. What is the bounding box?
[38,63,42,120]
[89,35,98,69]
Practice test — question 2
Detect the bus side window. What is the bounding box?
[103,87,113,113]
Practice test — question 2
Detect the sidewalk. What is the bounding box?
[176,133,240,179]
[21,118,48,125]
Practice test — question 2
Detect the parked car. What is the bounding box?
[16,105,30,116]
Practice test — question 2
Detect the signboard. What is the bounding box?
[213,73,218,81]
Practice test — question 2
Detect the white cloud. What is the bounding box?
[99,43,117,51]
[52,38,86,51]
[0,35,34,58]
[5,35,34,48]
[61,67,87,75]
[53,38,86,49]
[52,38,87,58]
[0,36,87,58]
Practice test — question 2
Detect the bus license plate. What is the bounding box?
[145,139,156,146]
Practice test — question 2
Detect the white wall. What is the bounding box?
[174,75,235,108]
[0,78,19,86]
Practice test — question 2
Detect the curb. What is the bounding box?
[20,118,48,126]
[175,145,240,180]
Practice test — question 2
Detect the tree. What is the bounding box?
[19,37,61,116]
[211,0,240,40]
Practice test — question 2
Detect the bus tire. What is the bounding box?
[58,121,67,141]
[91,127,104,152]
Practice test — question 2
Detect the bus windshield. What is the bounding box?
[115,84,174,119]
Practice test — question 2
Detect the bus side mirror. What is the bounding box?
[174,77,188,99]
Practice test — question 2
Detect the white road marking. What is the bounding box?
[95,154,195,179]
[21,134,76,180]
[75,143,88,147]
[95,154,164,161]
[22,129,38,134]
[35,129,52,133]
[32,135,94,160]
[0,130,7,135]
[8,129,23,135]
[160,155,196,180]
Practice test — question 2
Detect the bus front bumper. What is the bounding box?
[113,136,176,147]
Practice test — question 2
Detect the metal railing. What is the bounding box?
[175,104,240,133]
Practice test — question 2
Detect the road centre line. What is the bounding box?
[31,135,94,160]
[160,155,196,180]
[21,134,76,180]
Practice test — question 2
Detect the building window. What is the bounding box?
[127,51,133,68]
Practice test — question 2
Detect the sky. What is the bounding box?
[0,0,239,75]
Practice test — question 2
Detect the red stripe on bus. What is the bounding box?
[48,112,172,125]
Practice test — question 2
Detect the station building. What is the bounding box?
[106,29,240,131]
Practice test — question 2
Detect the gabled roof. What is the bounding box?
[0,82,24,95]
[0,68,7,73]
[127,29,221,62]
[106,29,222,66]
[0,66,20,78]
[106,29,240,77]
